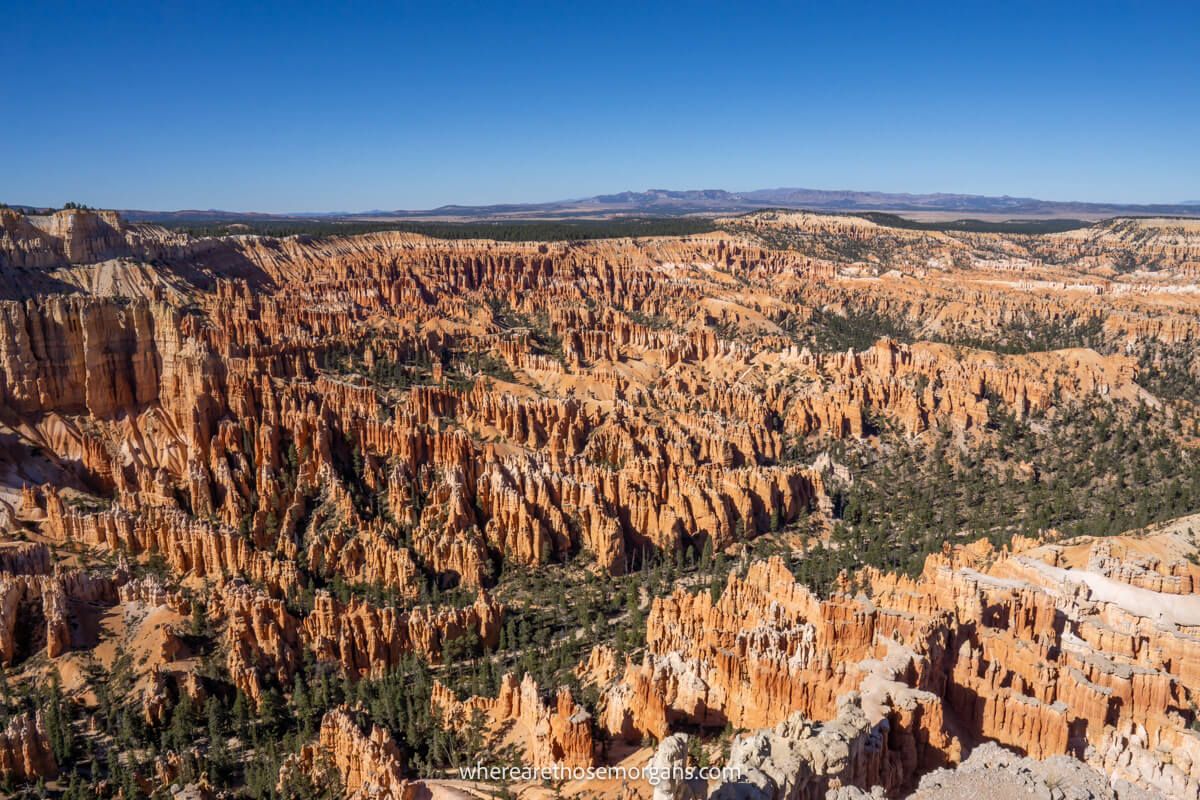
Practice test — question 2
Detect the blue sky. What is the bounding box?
[3,1,1197,211]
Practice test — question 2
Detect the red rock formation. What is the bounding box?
[590,558,873,740]
[117,575,192,614]
[44,493,302,597]
[584,537,1200,796]
[432,672,594,769]
[210,581,302,701]
[0,712,57,783]
[282,707,418,800]
[328,527,422,601]
[0,295,181,419]
[774,338,1137,437]
[1086,538,1195,594]
[0,208,190,271]
[0,570,117,664]
[303,588,502,677]
[0,543,51,576]
[205,579,501,700]
[2,211,1198,797]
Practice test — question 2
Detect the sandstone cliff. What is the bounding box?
[580,534,1200,797]
[432,672,594,769]
[281,707,418,800]
[0,712,57,784]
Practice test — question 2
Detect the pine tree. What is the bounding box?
[42,670,74,763]
[191,598,208,637]
[292,673,313,733]
[258,688,287,737]
[232,690,250,738]
[167,692,195,753]
[207,695,232,787]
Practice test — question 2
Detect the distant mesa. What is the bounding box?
[7,186,1188,225]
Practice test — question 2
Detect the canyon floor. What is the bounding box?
[0,207,1200,798]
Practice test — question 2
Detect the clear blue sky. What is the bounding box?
[3,1,1197,211]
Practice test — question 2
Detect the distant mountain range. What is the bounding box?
[113,188,1200,224]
